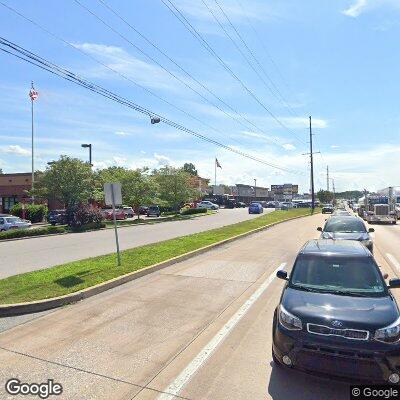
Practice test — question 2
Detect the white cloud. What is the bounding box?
[72,43,190,93]
[282,143,296,151]
[113,156,128,166]
[342,0,400,17]
[279,117,328,129]
[3,145,30,157]
[154,153,171,166]
[115,131,130,136]
[331,145,340,149]
[342,0,368,17]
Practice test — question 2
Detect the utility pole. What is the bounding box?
[326,165,330,192]
[254,178,257,199]
[309,116,315,211]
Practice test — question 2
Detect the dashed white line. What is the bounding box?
[157,262,287,400]
[387,253,400,273]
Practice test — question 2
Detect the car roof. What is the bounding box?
[300,239,370,257]
[326,215,362,221]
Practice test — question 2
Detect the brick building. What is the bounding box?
[0,173,32,213]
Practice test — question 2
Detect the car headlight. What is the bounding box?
[375,317,400,343]
[278,305,302,331]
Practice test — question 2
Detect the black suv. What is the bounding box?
[273,240,400,384]
[48,209,67,225]
[318,215,374,253]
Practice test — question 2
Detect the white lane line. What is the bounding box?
[157,262,287,400]
[387,253,400,273]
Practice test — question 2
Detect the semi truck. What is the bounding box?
[364,188,398,224]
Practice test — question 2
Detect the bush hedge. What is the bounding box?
[67,204,103,228]
[10,204,48,223]
[0,225,66,240]
[70,222,106,232]
[180,208,207,216]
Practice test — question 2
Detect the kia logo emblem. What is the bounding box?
[331,320,344,328]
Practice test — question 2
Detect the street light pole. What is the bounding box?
[81,143,92,166]
[29,82,38,203]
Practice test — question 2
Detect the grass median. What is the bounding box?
[0,208,319,304]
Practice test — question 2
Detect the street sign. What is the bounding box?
[104,183,122,206]
[104,182,122,266]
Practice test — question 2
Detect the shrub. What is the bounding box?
[180,208,207,216]
[67,204,103,229]
[70,222,106,232]
[162,211,178,216]
[0,225,66,240]
[10,204,48,223]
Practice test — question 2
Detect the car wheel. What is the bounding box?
[51,222,56,226]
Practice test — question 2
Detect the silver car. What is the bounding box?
[0,216,32,231]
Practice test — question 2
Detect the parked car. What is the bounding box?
[273,239,400,384]
[135,206,149,215]
[321,204,334,214]
[48,209,67,225]
[248,202,263,214]
[317,215,374,253]
[0,216,32,231]
[102,208,126,220]
[147,205,161,217]
[196,201,219,210]
[236,202,246,208]
[122,206,134,218]
[265,201,277,208]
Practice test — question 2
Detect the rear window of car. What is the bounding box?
[324,218,366,233]
[5,217,19,223]
[149,206,158,210]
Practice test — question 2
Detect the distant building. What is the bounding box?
[0,173,32,213]
[270,184,299,201]
[235,184,271,203]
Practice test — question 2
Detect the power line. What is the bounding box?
[160,0,307,145]
[0,0,261,150]
[234,0,305,114]
[95,0,283,148]
[211,0,300,119]
[0,36,302,175]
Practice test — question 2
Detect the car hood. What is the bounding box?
[282,287,398,331]
[321,232,370,241]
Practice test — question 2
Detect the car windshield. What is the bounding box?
[290,255,386,296]
[324,218,366,233]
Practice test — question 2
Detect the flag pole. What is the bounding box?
[214,157,217,195]
[31,81,35,204]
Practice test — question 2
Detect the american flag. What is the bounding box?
[215,158,222,169]
[29,86,38,101]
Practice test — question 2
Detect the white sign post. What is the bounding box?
[104,182,122,266]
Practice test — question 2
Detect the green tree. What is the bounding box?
[317,189,334,204]
[153,166,199,211]
[183,162,198,176]
[32,156,94,210]
[0,168,3,174]
[97,167,156,219]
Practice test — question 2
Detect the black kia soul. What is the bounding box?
[272,240,400,383]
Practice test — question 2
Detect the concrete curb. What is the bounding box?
[0,212,315,317]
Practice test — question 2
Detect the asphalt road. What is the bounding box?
[0,208,268,279]
[2,213,400,399]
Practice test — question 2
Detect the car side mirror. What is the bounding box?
[383,273,389,279]
[276,270,288,281]
[368,228,375,233]
[317,227,322,232]
[389,278,400,288]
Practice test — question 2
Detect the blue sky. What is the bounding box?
[0,0,399,192]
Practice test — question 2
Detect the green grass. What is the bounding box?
[0,208,318,304]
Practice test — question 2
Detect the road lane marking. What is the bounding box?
[387,253,400,273]
[157,262,287,400]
